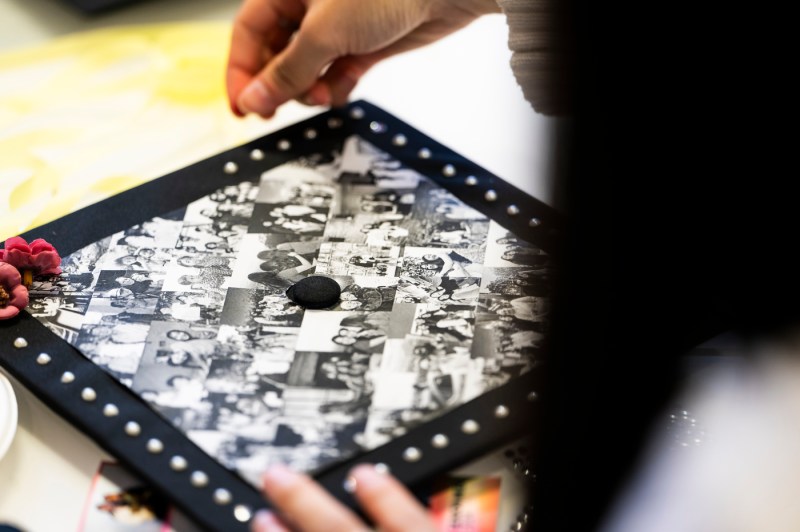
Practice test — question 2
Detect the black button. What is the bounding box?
[286,276,341,309]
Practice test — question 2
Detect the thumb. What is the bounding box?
[237,21,338,117]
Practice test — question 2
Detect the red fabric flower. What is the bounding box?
[0,262,29,320]
[0,236,62,275]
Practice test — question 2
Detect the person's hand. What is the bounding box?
[251,463,436,531]
[227,0,500,118]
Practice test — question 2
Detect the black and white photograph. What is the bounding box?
[154,289,225,323]
[476,293,550,323]
[330,275,397,311]
[183,183,257,230]
[108,211,185,251]
[404,183,490,249]
[221,287,305,327]
[321,213,410,247]
[161,252,233,292]
[90,212,185,271]
[337,136,423,189]
[287,351,372,392]
[480,266,553,297]
[471,294,545,380]
[394,274,481,304]
[25,272,97,342]
[83,291,161,325]
[130,321,216,401]
[410,302,476,344]
[216,324,299,359]
[248,202,330,236]
[296,310,390,354]
[176,223,238,255]
[93,269,164,297]
[26,132,551,489]
[315,242,401,276]
[60,237,112,274]
[75,322,149,383]
[484,220,550,268]
[399,246,484,281]
[332,182,416,218]
[26,293,92,342]
[229,233,319,291]
[255,165,337,208]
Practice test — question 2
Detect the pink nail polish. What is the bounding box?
[349,464,385,491]
[238,80,275,116]
[263,463,299,490]
[252,510,281,531]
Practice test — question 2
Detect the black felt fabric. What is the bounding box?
[286,276,341,309]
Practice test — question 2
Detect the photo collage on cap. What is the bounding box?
[27,134,552,487]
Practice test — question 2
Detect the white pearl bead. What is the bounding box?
[81,387,97,402]
[403,447,422,462]
[494,405,510,418]
[146,438,164,454]
[461,419,480,434]
[191,470,209,487]
[214,488,232,505]
[431,434,449,448]
[124,421,141,437]
[234,505,252,522]
[170,455,188,471]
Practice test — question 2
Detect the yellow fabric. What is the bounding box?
[0,23,275,240]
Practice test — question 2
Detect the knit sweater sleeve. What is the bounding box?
[496,0,571,115]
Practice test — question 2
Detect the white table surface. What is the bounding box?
[0,1,556,530]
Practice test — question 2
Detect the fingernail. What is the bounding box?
[330,66,360,103]
[238,79,276,116]
[349,464,386,491]
[310,84,332,106]
[252,510,281,532]
[263,463,299,491]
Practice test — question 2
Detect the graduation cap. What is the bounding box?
[0,101,560,530]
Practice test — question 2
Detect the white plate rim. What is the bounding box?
[0,372,18,462]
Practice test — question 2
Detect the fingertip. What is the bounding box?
[251,510,289,532]
[324,64,362,107]
[349,464,435,531]
[237,79,278,117]
[262,463,301,493]
[230,100,245,118]
[349,463,389,491]
[308,82,332,106]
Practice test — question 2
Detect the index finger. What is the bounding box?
[259,464,368,531]
[350,464,436,532]
[226,0,299,116]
